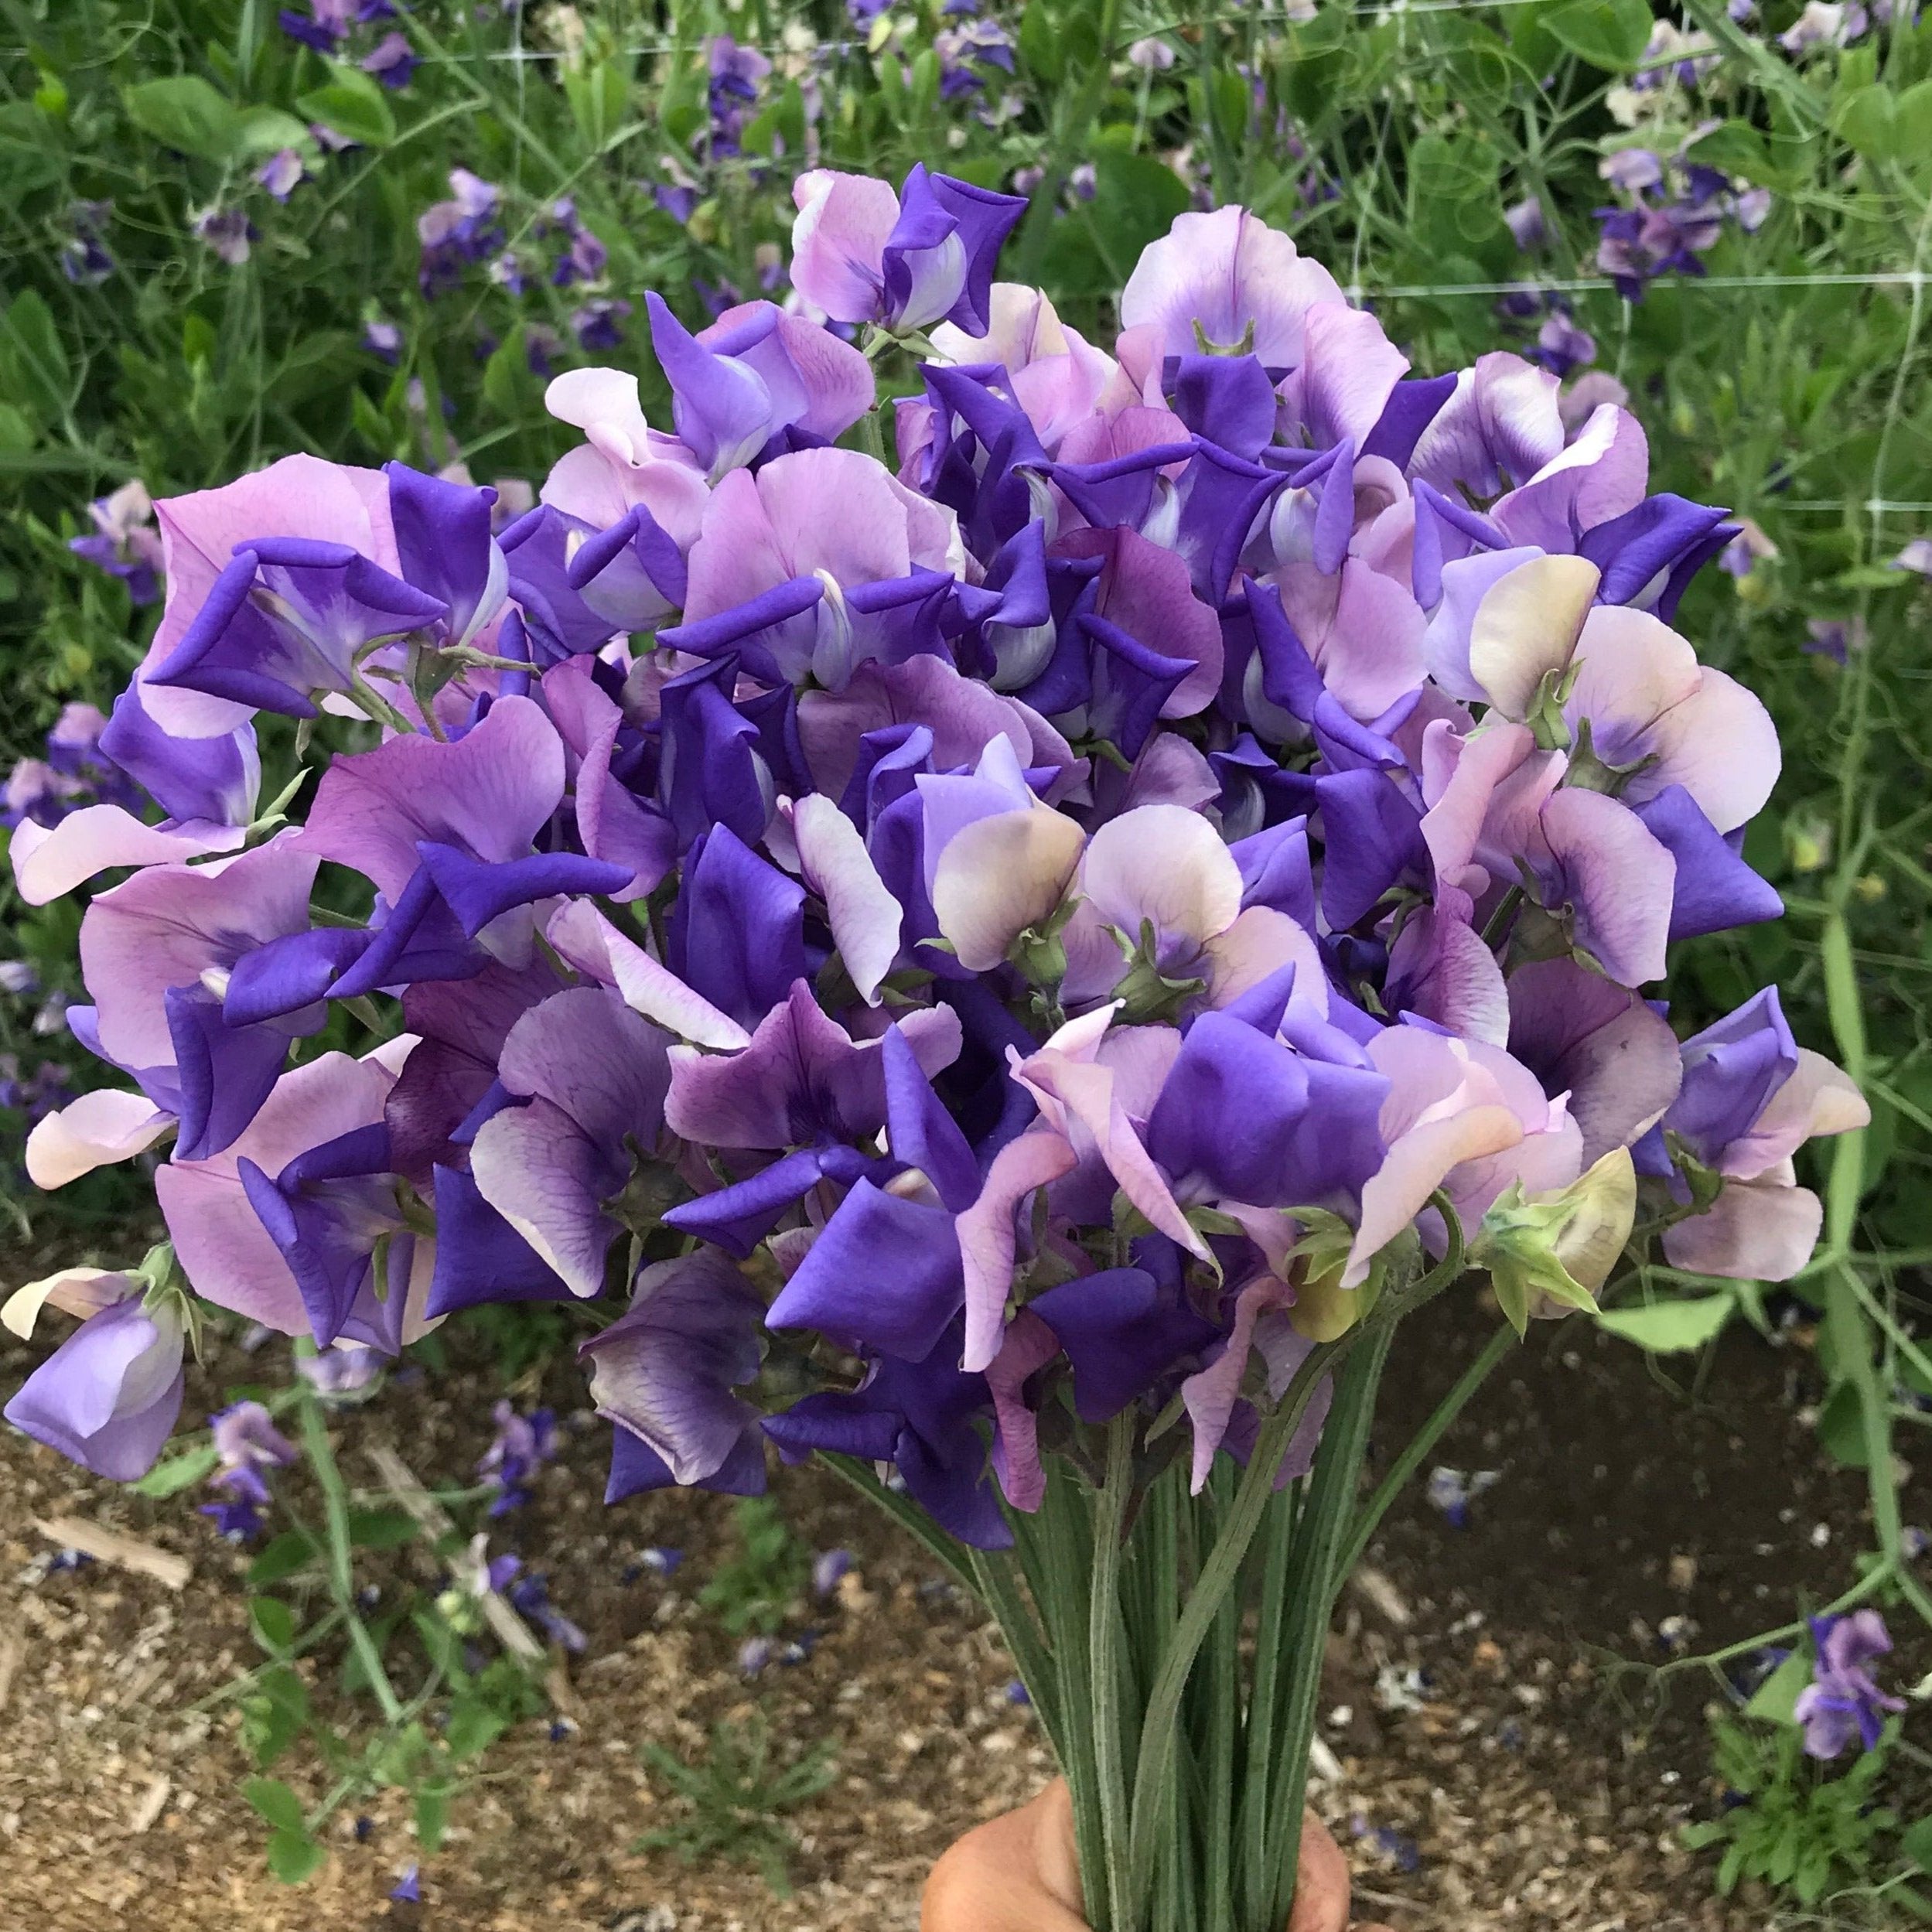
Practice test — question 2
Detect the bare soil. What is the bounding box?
[0,1282,1903,1932]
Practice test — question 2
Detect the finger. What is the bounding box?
[1287,1811,1353,1932]
[921,1781,1089,1932]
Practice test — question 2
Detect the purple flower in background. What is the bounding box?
[278,0,357,51]
[524,323,562,375]
[200,1398,297,1539]
[418,169,503,295]
[707,36,772,158]
[1504,196,1546,252]
[507,1569,586,1650]
[1795,1612,1904,1756]
[1721,518,1777,579]
[1896,538,1932,575]
[69,480,165,605]
[362,317,403,363]
[361,29,418,87]
[572,298,632,351]
[1128,36,1176,69]
[389,1865,422,1904]
[60,200,114,285]
[1532,308,1596,377]
[192,207,258,266]
[477,1398,558,1514]
[298,1343,385,1395]
[812,1548,853,1596]
[255,149,308,202]
[1804,616,1865,663]
[654,183,699,224]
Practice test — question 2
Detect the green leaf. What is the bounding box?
[0,104,64,197]
[346,1507,418,1550]
[265,1826,326,1884]
[3,291,73,425]
[124,76,241,161]
[232,106,311,156]
[1683,119,1791,187]
[1903,1816,1932,1875]
[1596,1293,1733,1353]
[1084,149,1192,283]
[295,67,396,148]
[242,1776,308,1834]
[131,1439,221,1497]
[1743,1650,1811,1726]
[249,1596,299,1653]
[445,1698,508,1762]
[1816,1379,1872,1467]
[1541,0,1654,70]
[249,1528,321,1586]
[1019,5,1063,81]
[1835,83,1901,161]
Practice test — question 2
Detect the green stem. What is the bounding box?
[1234,1473,1300,1920]
[1261,1323,1396,1932]
[1333,1321,1515,1586]
[1122,1337,1345,1908]
[295,1384,404,1726]
[967,1547,1065,1758]
[1088,1414,1138,1930]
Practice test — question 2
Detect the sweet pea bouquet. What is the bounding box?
[5,162,1865,1930]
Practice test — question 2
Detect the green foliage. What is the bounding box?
[1682,1712,1899,1906]
[638,1715,838,1897]
[699,1497,812,1635]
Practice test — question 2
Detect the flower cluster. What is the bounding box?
[279,0,418,89]
[5,171,1862,1551]
[1594,145,1770,300]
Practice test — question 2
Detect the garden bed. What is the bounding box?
[0,1282,1891,1932]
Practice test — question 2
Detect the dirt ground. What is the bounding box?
[0,1278,1900,1932]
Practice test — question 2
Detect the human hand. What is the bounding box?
[921,1780,1397,1932]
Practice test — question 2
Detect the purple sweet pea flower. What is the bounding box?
[70,480,165,605]
[790,165,1027,336]
[572,298,632,351]
[4,1289,186,1482]
[60,200,114,285]
[582,1251,769,1494]
[255,149,307,202]
[200,1398,297,1538]
[192,207,257,266]
[1795,1612,1905,1756]
[361,29,417,87]
[478,1398,558,1514]
[1504,196,1546,252]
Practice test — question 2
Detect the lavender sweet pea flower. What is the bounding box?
[790,165,1026,336]
[255,148,307,201]
[1119,205,1343,368]
[158,1046,432,1344]
[361,30,418,87]
[138,455,412,738]
[201,1398,297,1538]
[647,295,876,483]
[1504,197,1547,252]
[192,207,257,265]
[1650,990,1869,1281]
[582,1251,769,1493]
[70,480,165,604]
[1794,1612,1904,1756]
[476,1398,557,1514]
[3,1279,185,1482]
[468,987,674,1295]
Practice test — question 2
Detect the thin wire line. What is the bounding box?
[1347,271,1929,298]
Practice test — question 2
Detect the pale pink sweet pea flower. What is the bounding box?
[1060,803,1326,1018]
[1344,1024,1580,1285]
[538,367,711,542]
[1664,1052,1869,1280]
[918,736,1086,971]
[25,1088,175,1188]
[1008,1003,1205,1259]
[929,283,1118,455]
